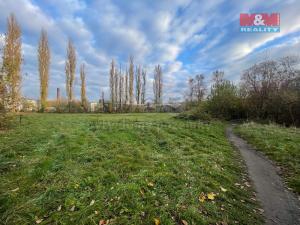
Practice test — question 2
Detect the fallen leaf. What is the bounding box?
[244,182,251,187]
[11,187,19,192]
[182,219,188,225]
[90,200,95,206]
[154,218,160,225]
[199,192,206,202]
[258,208,264,214]
[140,188,145,196]
[35,218,43,224]
[57,205,62,211]
[70,205,75,211]
[148,182,154,187]
[220,187,227,192]
[207,192,216,200]
[99,220,107,225]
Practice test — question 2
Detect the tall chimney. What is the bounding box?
[56,88,60,101]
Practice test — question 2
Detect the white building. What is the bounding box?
[90,102,99,112]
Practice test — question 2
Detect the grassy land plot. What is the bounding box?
[235,122,300,194]
[0,113,263,224]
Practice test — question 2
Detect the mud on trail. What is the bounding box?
[226,126,300,225]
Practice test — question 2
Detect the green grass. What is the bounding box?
[235,122,300,194]
[0,113,263,224]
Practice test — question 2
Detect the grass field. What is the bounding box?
[0,113,263,224]
[235,122,300,194]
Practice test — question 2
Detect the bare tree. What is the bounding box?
[241,57,300,124]
[194,74,205,103]
[38,29,50,112]
[153,64,163,106]
[187,77,194,103]
[212,70,224,85]
[135,65,142,104]
[65,38,76,112]
[80,63,88,112]
[114,66,119,111]
[2,13,22,112]
[119,75,124,111]
[129,56,134,108]
[141,68,147,104]
[125,68,129,105]
[109,59,115,109]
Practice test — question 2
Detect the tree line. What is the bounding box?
[0,13,164,115]
[185,56,300,126]
[1,13,299,126]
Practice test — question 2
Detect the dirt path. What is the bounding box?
[226,126,300,225]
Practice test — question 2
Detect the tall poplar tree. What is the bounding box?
[65,38,76,112]
[80,63,88,112]
[2,13,22,112]
[129,56,134,109]
[38,29,50,112]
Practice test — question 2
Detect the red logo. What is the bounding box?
[240,13,280,26]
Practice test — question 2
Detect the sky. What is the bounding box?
[0,0,300,102]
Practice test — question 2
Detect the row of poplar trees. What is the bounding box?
[0,13,164,114]
[109,56,163,112]
[0,13,89,113]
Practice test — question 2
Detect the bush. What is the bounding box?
[206,80,245,120]
[176,106,211,121]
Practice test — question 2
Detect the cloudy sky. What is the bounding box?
[0,0,300,102]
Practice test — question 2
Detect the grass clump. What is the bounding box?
[235,122,300,194]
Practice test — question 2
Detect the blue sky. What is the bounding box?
[0,0,300,102]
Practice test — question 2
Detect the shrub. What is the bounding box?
[176,106,211,121]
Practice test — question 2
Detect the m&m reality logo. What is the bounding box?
[240,13,280,33]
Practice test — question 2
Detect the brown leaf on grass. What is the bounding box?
[182,219,188,225]
[11,187,19,192]
[35,218,43,224]
[148,182,154,187]
[154,218,160,225]
[244,182,251,187]
[140,188,145,196]
[258,208,264,214]
[199,192,206,202]
[99,219,107,225]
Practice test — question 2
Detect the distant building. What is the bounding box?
[90,102,99,112]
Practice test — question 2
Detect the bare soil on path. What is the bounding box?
[226,126,300,225]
